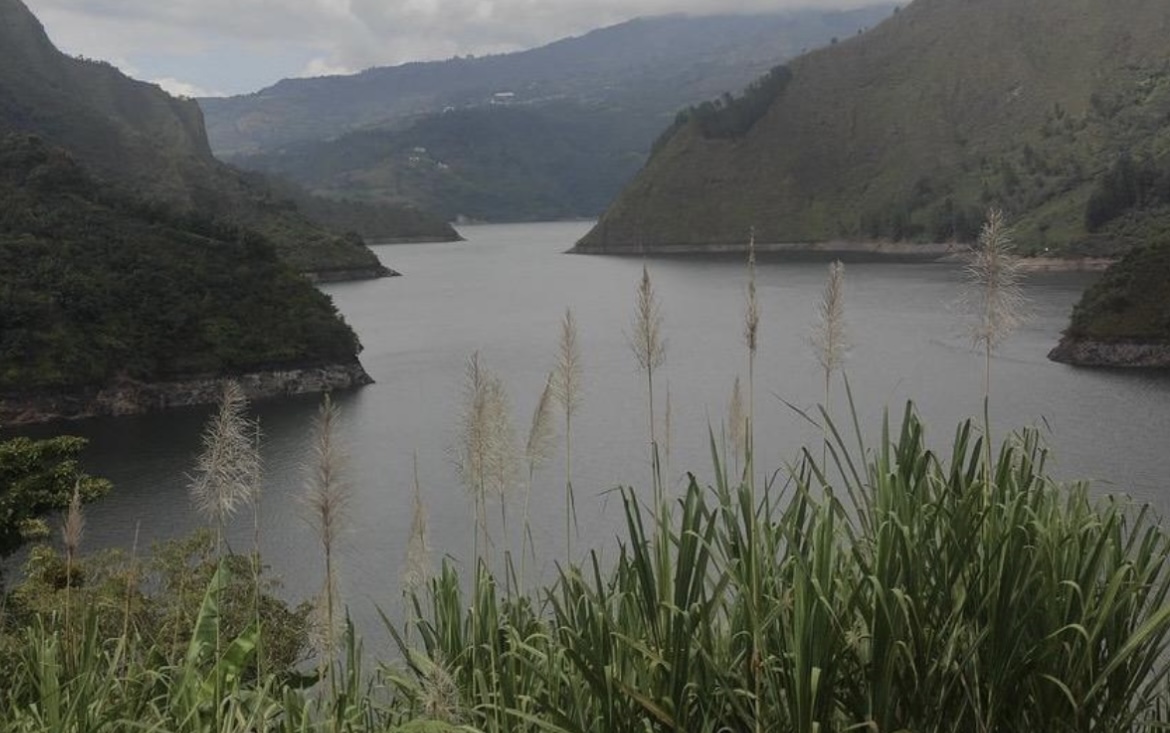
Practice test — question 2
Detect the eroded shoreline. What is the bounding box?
[0,361,373,426]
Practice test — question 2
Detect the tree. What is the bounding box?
[0,435,110,567]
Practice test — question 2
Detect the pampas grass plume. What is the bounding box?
[812,261,849,380]
[552,308,583,419]
[402,453,431,594]
[189,381,259,534]
[729,376,745,476]
[744,231,760,357]
[965,208,1024,353]
[526,372,558,477]
[62,482,84,559]
[629,265,667,376]
[302,393,350,676]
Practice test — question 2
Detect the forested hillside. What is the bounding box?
[576,0,1170,255]
[0,135,363,391]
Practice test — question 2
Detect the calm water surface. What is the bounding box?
[9,221,1170,639]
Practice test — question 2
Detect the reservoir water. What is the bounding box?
[8,221,1170,640]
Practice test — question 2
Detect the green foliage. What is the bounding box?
[233,103,658,223]
[0,134,362,391]
[1064,240,1170,342]
[0,2,388,275]
[1085,153,1170,232]
[579,0,1170,255]
[294,191,460,242]
[3,529,312,680]
[3,408,1170,730]
[390,408,1170,732]
[0,435,109,561]
[674,65,793,141]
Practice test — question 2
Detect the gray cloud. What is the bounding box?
[25,0,889,95]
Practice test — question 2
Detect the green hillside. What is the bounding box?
[1062,241,1170,344]
[576,0,1170,255]
[0,134,363,390]
[208,9,893,222]
[0,0,453,274]
[201,9,894,157]
[230,103,652,222]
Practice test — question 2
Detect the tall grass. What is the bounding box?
[743,231,759,492]
[5,249,1170,733]
[628,265,667,505]
[391,405,1170,733]
[7,406,1170,732]
[551,308,582,559]
[302,394,350,694]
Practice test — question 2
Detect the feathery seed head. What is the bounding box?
[418,653,463,724]
[189,381,260,527]
[729,376,745,463]
[526,372,559,476]
[456,352,519,501]
[401,454,432,593]
[964,209,1025,351]
[303,394,350,557]
[552,308,584,417]
[811,261,849,374]
[62,482,84,557]
[745,231,760,356]
[629,265,667,372]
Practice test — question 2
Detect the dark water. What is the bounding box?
[8,221,1170,641]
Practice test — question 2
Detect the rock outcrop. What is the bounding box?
[1048,339,1170,368]
[0,362,373,426]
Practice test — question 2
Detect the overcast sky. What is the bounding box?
[23,0,889,98]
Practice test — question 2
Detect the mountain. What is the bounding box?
[575,0,1170,255]
[0,134,370,422]
[0,0,454,276]
[228,102,651,222]
[201,9,895,157]
[202,8,893,222]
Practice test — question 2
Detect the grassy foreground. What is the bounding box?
[3,403,1170,732]
[3,226,1168,731]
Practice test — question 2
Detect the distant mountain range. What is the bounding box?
[0,0,456,275]
[202,8,895,222]
[575,0,1170,256]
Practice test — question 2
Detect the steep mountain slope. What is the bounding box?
[212,8,892,221]
[0,134,370,421]
[201,9,895,157]
[576,0,1170,254]
[0,0,454,274]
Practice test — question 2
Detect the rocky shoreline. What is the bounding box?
[1013,257,1115,272]
[1048,338,1170,368]
[0,361,374,426]
[569,240,966,260]
[367,234,465,245]
[304,265,400,283]
[570,240,1117,271]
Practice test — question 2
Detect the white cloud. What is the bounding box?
[151,77,222,98]
[23,0,890,94]
[298,58,356,80]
